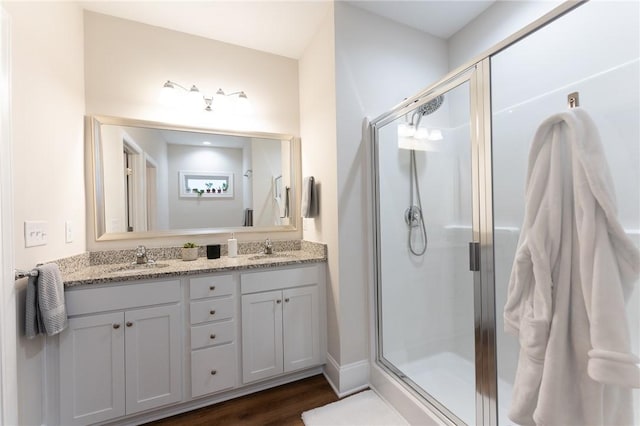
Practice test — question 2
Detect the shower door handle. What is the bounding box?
[469,242,480,272]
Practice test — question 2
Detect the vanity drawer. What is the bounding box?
[191,321,235,350]
[191,344,236,398]
[190,297,234,325]
[190,275,234,300]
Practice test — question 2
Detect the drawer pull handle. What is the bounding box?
[276,299,281,304]
[210,310,216,315]
[113,324,120,329]
[285,298,290,303]
[210,334,216,339]
[209,285,216,291]
[126,322,133,327]
[210,370,217,375]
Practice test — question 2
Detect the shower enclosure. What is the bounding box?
[371,2,639,425]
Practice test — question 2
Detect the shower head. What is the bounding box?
[410,95,444,130]
[417,95,444,116]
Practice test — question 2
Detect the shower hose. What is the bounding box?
[407,149,428,256]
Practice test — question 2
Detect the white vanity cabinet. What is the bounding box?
[188,274,237,398]
[59,280,182,425]
[53,259,326,425]
[240,265,325,384]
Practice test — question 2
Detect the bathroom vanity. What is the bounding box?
[52,249,327,425]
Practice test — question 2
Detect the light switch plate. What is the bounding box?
[24,221,48,247]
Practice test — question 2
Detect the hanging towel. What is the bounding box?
[283,186,290,218]
[25,263,68,338]
[243,208,253,227]
[301,176,317,218]
[504,108,640,426]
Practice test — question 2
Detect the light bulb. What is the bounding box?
[186,85,202,109]
[414,127,429,140]
[397,123,416,138]
[428,129,443,141]
[235,91,251,114]
[214,88,229,110]
[159,80,177,107]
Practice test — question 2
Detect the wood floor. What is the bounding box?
[145,375,340,426]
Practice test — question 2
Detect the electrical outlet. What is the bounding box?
[24,221,48,247]
[65,221,73,243]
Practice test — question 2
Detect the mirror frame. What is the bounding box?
[87,115,300,241]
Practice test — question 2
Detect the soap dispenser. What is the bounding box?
[227,233,238,258]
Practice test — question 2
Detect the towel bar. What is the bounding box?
[14,269,39,280]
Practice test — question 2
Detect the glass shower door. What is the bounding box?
[374,72,479,425]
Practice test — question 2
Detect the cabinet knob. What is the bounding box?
[276,299,281,304]
[210,334,216,340]
[113,324,120,329]
[285,298,290,303]
[209,285,216,291]
[210,370,217,375]
[209,310,216,315]
[126,322,133,327]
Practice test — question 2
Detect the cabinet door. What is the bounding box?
[191,344,236,398]
[60,312,125,426]
[241,290,283,383]
[124,304,182,414]
[283,285,321,372]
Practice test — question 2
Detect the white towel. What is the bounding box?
[504,108,640,425]
[25,263,67,338]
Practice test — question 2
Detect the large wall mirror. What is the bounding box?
[89,116,299,240]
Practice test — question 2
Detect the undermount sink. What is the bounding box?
[107,263,170,275]
[247,253,292,261]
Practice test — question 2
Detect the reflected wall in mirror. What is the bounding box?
[90,116,298,240]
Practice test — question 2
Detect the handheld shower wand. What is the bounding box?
[402,95,444,256]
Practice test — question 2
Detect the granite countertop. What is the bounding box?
[63,249,326,288]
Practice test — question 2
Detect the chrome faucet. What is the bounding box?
[135,245,149,264]
[264,238,273,255]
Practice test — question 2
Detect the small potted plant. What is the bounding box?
[194,189,204,197]
[222,182,228,192]
[182,242,199,261]
[205,182,213,193]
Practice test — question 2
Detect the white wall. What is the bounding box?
[447,0,563,71]
[301,2,450,393]
[335,1,449,368]
[84,10,301,249]
[8,1,86,270]
[3,2,86,425]
[299,2,340,369]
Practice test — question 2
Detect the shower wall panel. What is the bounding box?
[491,2,640,424]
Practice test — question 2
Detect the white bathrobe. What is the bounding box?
[504,108,640,426]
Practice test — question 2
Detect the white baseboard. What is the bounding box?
[323,354,369,398]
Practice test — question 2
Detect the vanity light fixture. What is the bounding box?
[160,80,250,112]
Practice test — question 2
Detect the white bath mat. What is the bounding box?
[302,390,409,426]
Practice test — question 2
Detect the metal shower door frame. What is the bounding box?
[370,61,497,425]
